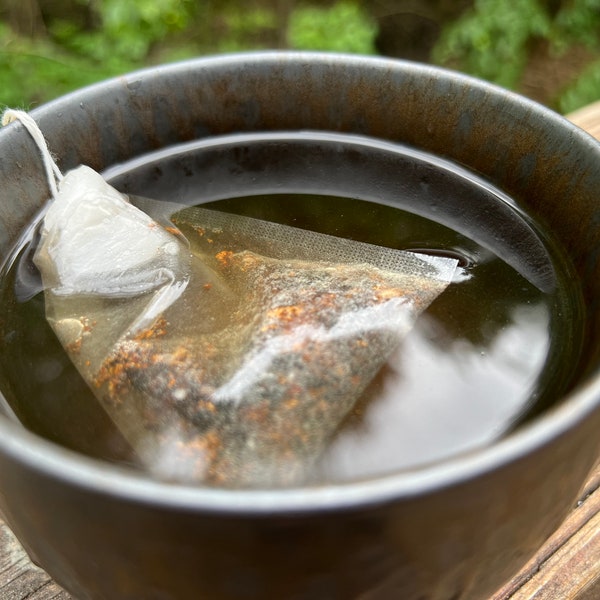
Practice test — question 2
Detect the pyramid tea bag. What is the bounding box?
[3,110,458,488]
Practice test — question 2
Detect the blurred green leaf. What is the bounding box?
[288,1,377,54]
[433,0,600,111]
[558,58,600,113]
[433,0,551,89]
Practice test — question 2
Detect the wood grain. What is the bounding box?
[0,522,70,599]
[492,462,600,600]
[567,100,600,142]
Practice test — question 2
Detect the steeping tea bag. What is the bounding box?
[3,110,458,488]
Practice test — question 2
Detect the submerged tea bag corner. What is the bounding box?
[4,109,459,489]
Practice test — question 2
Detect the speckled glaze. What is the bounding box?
[0,53,600,600]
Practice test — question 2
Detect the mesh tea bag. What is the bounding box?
[3,110,458,488]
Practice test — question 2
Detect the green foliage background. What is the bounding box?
[433,0,600,113]
[0,0,378,108]
[1,0,600,113]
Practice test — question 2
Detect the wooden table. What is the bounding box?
[1,106,600,600]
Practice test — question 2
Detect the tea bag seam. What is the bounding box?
[175,206,457,281]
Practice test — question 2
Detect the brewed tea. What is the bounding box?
[0,131,584,486]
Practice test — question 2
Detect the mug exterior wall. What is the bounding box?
[0,53,599,599]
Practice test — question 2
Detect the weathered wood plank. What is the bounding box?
[492,463,600,599]
[505,512,600,599]
[568,100,600,142]
[0,521,70,599]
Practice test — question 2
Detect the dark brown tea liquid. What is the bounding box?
[0,132,585,485]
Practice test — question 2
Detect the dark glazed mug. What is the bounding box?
[0,52,600,600]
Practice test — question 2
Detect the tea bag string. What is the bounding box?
[1,109,63,200]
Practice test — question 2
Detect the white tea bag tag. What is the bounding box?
[35,165,189,298]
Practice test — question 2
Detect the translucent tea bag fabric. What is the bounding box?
[34,167,458,488]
